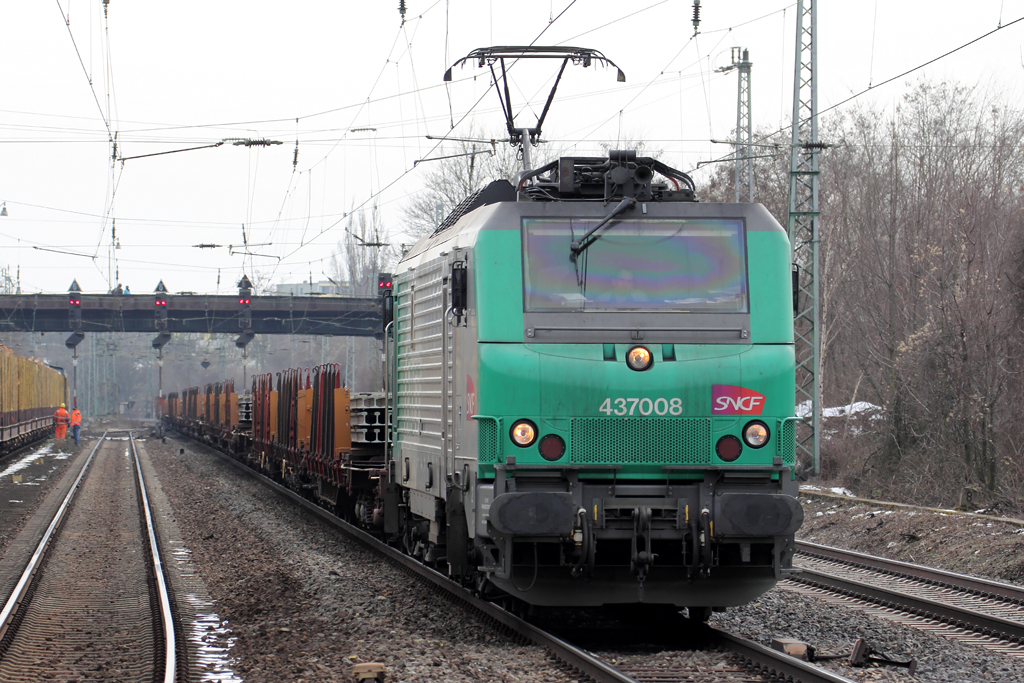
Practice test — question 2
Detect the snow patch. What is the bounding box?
[796,400,883,419]
[801,484,856,497]
[0,445,58,479]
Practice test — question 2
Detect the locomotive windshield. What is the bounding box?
[522,217,748,313]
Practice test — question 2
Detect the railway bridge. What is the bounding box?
[0,278,382,350]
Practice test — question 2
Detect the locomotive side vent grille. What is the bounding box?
[476,416,501,464]
[570,418,710,465]
[778,418,796,465]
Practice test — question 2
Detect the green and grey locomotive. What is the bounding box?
[383,149,802,612]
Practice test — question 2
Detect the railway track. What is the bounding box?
[189,435,855,683]
[0,432,178,682]
[792,540,1024,657]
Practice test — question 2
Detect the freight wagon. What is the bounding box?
[0,345,67,456]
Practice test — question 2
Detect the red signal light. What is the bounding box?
[239,298,250,305]
[69,299,81,305]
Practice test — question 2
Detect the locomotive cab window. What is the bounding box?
[522,217,751,344]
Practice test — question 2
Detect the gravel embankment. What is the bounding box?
[0,437,86,559]
[147,434,577,683]
[713,587,1024,682]
[799,491,1024,584]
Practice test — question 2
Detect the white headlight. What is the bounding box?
[510,420,537,447]
[626,346,653,371]
[743,421,769,448]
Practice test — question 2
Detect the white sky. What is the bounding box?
[1,0,1022,296]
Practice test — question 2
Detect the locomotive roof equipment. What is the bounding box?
[444,46,625,171]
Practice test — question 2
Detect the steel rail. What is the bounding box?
[202,444,635,682]
[797,540,1024,604]
[799,489,1024,527]
[0,433,107,641]
[711,627,858,683]
[129,433,177,683]
[194,439,856,683]
[793,566,1024,642]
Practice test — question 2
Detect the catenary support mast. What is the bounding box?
[716,47,753,202]
[787,0,822,475]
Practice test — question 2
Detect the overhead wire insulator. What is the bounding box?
[692,0,701,37]
[293,140,299,170]
[398,0,407,24]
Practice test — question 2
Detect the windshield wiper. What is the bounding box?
[569,197,636,263]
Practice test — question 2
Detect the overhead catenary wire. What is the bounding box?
[14,3,1020,294]
[268,2,583,282]
[691,13,1024,173]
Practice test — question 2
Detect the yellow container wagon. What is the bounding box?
[0,345,68,455]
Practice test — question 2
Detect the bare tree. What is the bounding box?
[816,82,1024,506]
[401,129,523,239]
[330,204,396,296]
[326,205,397,390]
[698,82,1024,511]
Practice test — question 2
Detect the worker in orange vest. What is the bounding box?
[54,403,69,442]
[70,406,82,446]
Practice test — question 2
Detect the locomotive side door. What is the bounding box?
[444,249,474,576]
[442,250,468,486]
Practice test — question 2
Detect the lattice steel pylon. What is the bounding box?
[345,336,356,390]
[716,47,753,203]
[787,0,822,475]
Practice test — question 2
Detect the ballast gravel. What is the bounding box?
[148,435,577,683]
[146,433,1024,682]
[713,588,1024,682]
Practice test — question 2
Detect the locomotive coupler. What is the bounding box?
[570,508,595,578]
[699,507,713,575]
[630,506,654,582]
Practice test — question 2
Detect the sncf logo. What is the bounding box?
[712,385,766,415]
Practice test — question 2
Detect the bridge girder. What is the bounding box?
[0,294,382,337]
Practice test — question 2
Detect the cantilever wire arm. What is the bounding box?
[443,46,625,83]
